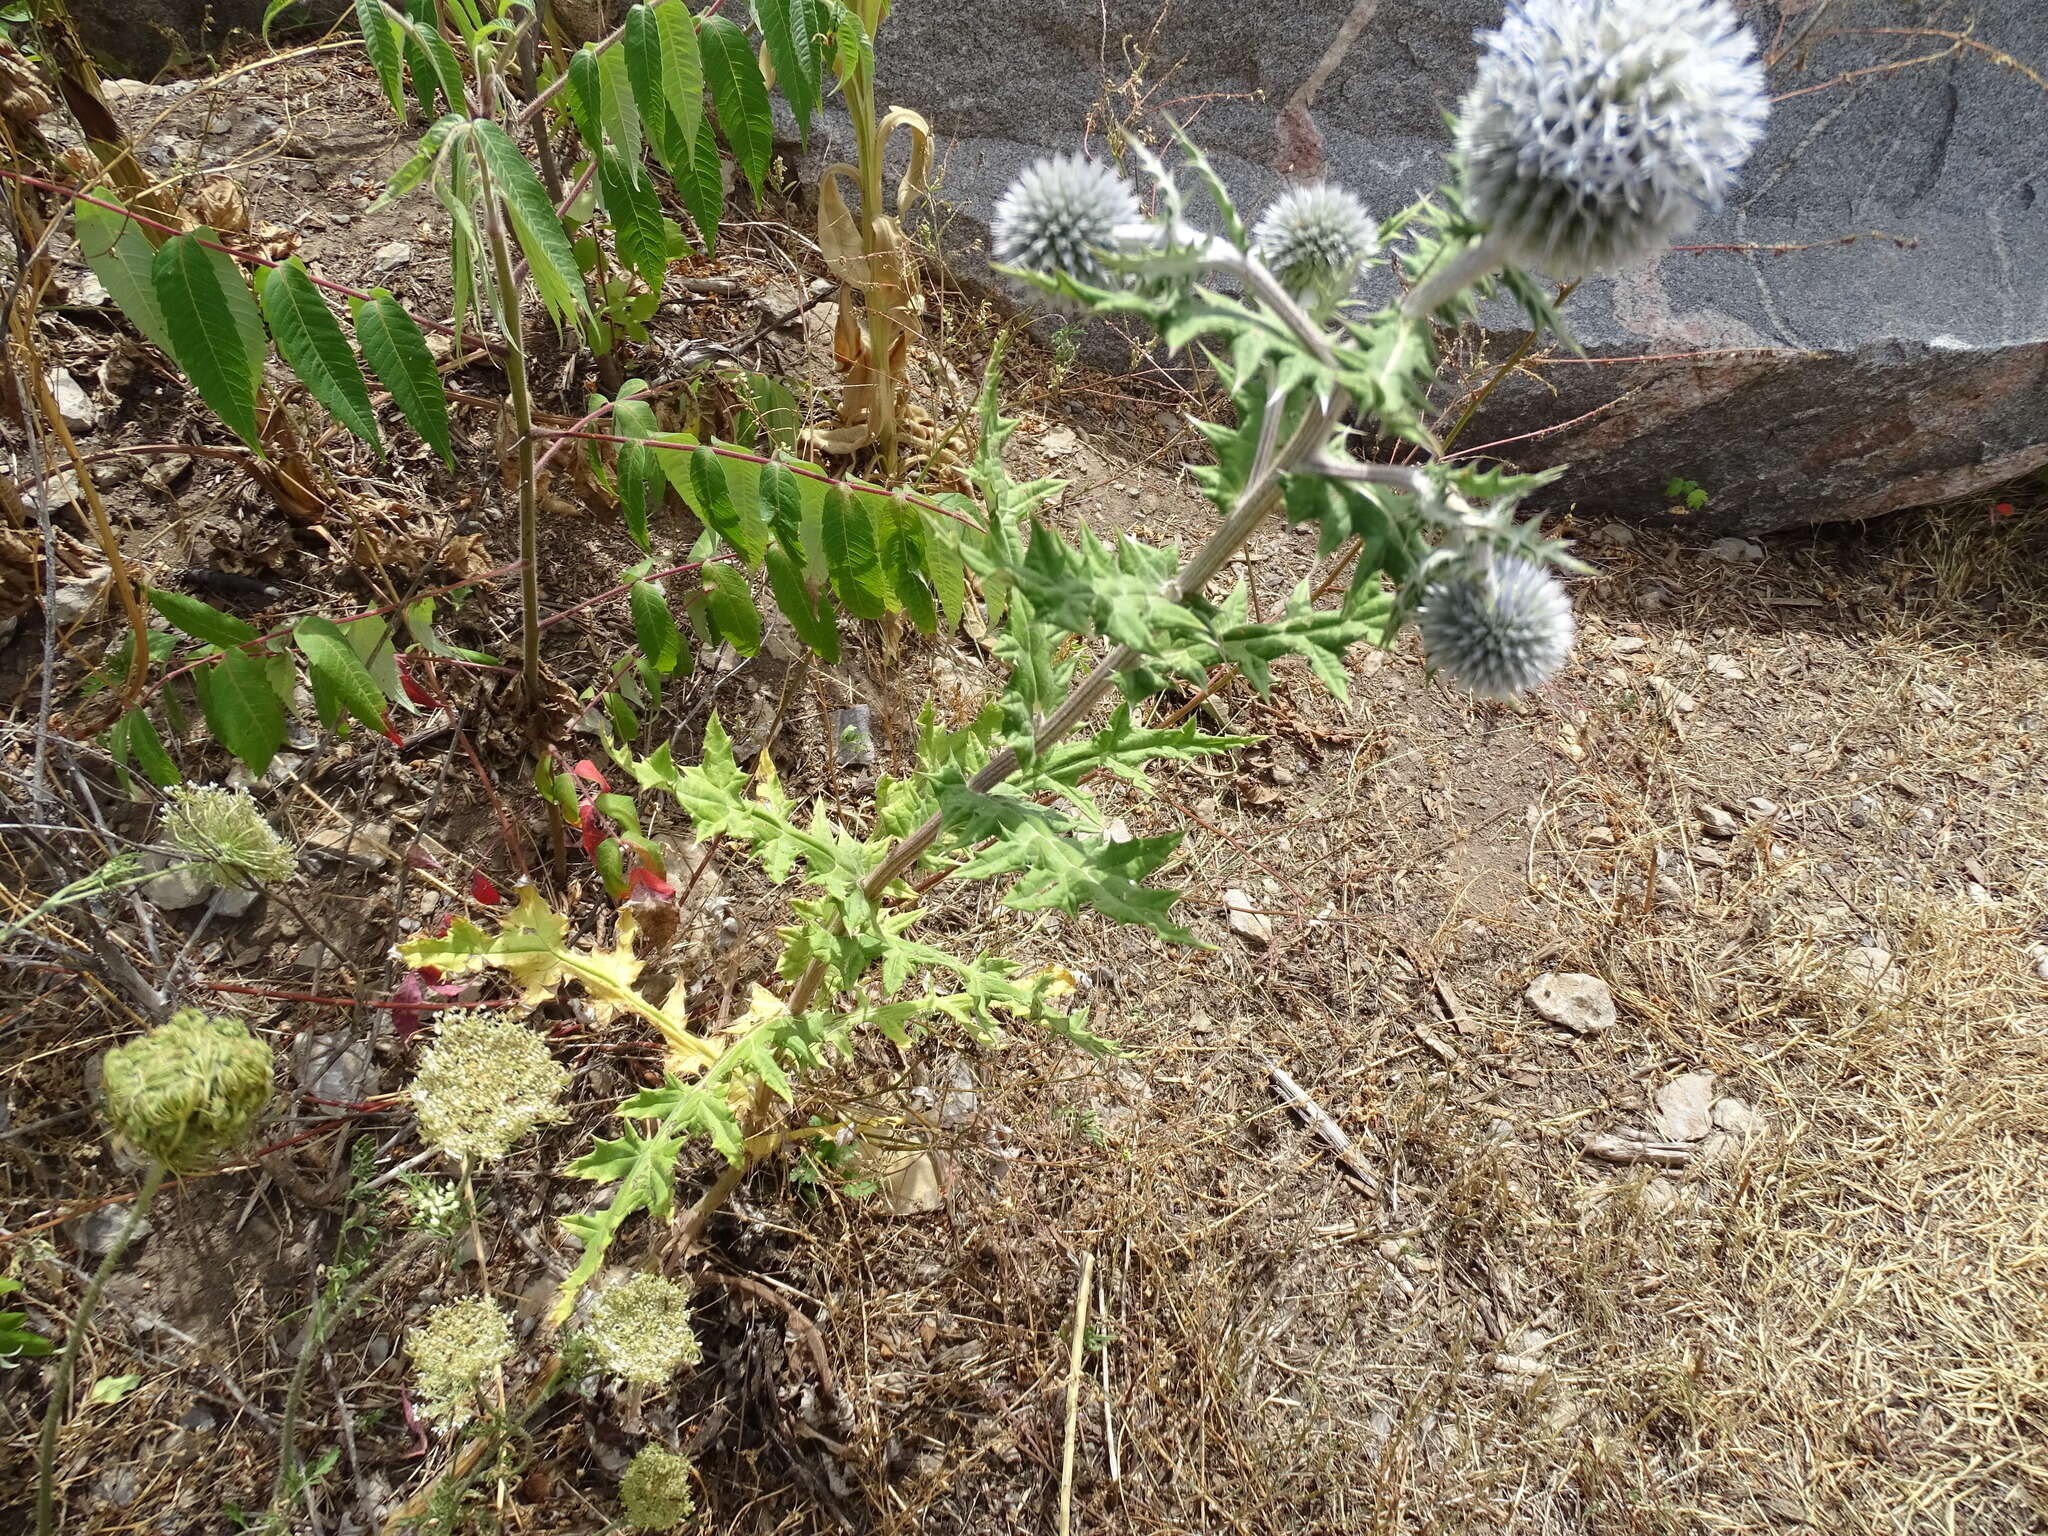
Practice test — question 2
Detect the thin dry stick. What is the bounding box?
[1060,1251,1096,1536]
[1266,1059,1380,1194]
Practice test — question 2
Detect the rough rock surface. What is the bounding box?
[70,1,350,73]
[865,0,2046,533]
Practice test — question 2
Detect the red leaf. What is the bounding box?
[1992,501,2016,520]
[578,799,603,860]
[470,871,505,905]
[398,655,442,707]
[382,720,405,747]
[626,861,676,899]
[571,759,612,792]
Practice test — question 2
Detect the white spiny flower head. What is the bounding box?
[1416,554,1576,698]
[1252,182,1378,302]
[1455,0,1768,273]
[992,153,1142,302]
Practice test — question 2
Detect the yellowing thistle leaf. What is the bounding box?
[396,888,718,1071]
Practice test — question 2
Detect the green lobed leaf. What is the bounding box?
[258,257,382,454]
[471,120,589,329]
[152,231,267,453]
[554,1122,685,1323]
[351,289,453,466]
[74,195,174,355]
[697,13,773,204]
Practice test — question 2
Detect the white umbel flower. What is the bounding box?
[1456,0,1768,273]
[1252,183,1377,302]
[992,154,1141,297]
[1417,555,1575,698]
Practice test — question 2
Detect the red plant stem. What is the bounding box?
[537,557,718,630]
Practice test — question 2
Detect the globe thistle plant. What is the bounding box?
[1252,183,1377,308]
[408,1295,514,1427]
[619,1445,697,1531]
[583,1272,703,1386]
[991,153,1142,302]
[1416,554,1576,698]
[103,1009,275,1174]
[1455,0,1768,273]
[161,784,296,891]
[408,1009,569,1166]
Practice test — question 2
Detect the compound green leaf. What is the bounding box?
[74,195,173,355]
[355,0,406,112]
[152,231,266,453]
[195,648,288,775]
[293,615,388,736]
[147,588,257,649]
[697,13,772,204]
[472,120,589,330]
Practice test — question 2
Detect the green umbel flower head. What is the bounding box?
[161,784,297,890]
[408,1295,514,1426]
[584,1272,703,1386]
[102,1009,274,1173]
[620,1445,697,1531]
[408,1010,569,1166]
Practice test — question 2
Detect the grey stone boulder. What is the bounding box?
[869,0,2046,533]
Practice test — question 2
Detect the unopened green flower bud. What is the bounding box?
[102,1009,274,1173]
[620,1445,697,1531]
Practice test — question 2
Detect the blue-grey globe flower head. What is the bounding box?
[992,154,1142,306]
[1455,0,1768,274]
[1252,183,1378,304]
[1417,554,1575,698]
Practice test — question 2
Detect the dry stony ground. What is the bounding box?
[3,44,2047,1536]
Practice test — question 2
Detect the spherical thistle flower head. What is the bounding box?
[1455,0,1768,273]
[620,1445,697,1531]
[408,1295,514,1427]
[992,153,1142,302]
[408,1010,569,1166]
[583,1272,703,1387]
[103,1009,274,1173]
[1416,554,1576,699]
[1252,182,1378,303]
[161,784,296,891]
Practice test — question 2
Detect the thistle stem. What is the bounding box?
[37,1161,167,1536]
[1400,230,1509,321]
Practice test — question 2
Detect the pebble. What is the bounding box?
[1840,944,1902,998]
[1222,888,1274,946]
[1707,536,1766,563]
[1525,971,1616,1035]
[1652,1072,1717,1141]
[49,367,97,431]
[68,1205,152,1258]
[1698,804,1741,840]
[373,240,412,269]
[1588,523,1636,547]
[48,568,110,625]
[304,822,394,869]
